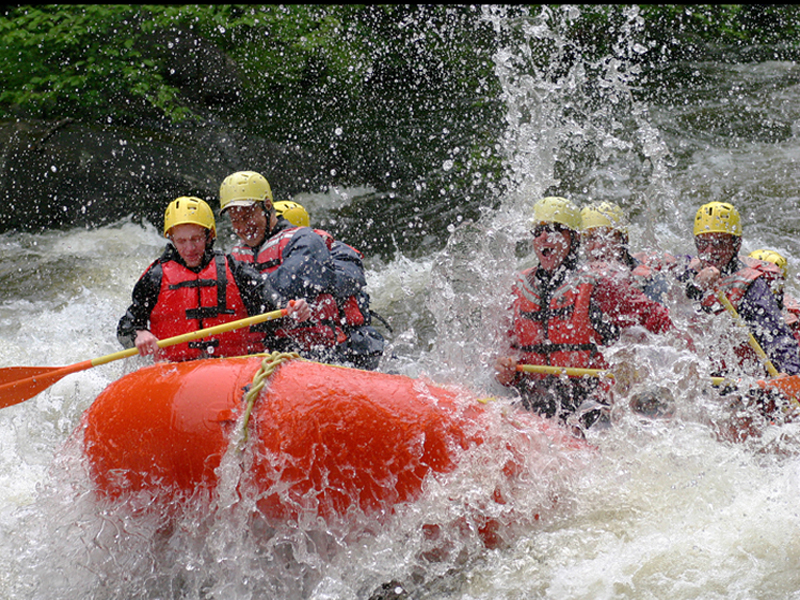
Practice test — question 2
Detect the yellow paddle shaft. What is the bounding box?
[516,364,729,388]
[717,291,780,378]
[89,307,289,367]
[516,364,614,379]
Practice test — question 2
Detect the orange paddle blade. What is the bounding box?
[0,307,291,409]
[0,366,61,386]
[0,361,90,409]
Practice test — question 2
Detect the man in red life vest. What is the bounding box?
[273,200,386,370]
[219,171,341,361]
[580,201,672,304]
[493,196,675,430]
[681,202,800,379]
[117,197,309,361]
[747,249,800,344]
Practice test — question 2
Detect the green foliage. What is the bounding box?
[0,5,186,121]
[3,5,800,124]
[0,3,506,149]
[3,3,800,236]
[637,4,800,44]
[3,4,800,252]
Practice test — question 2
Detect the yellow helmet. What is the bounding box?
[163,196,216,238]
[531,196,581,231]
[580,201,628,234]
[749,249,788,279]
[693,201,742,237]
[219,170,273,213]
[274,200,310,228]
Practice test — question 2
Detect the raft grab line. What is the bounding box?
[240,351,301,446]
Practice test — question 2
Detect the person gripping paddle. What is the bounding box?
[117,196,309,362]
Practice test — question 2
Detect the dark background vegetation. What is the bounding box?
[1,5,799,258]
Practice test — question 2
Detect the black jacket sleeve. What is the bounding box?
[116,258,163,348]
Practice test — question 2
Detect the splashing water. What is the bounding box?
[4,5,800,599]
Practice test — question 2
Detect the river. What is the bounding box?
[3,7,800,600]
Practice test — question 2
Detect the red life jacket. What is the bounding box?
[231,227,343,350]
[742,256,785,297]
[631,250,682,286]
[314,228,335,251]
[630,260,652,280]
[149,254,264,362]
[584,259,634,284]
[510,268,609,375]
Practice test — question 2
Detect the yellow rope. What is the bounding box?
[239,351,300,447]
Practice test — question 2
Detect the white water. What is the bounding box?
[5,5,800,599]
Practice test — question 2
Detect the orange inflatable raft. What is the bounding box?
[82,355,589,522]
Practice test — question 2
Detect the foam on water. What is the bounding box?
[5,6,800,599]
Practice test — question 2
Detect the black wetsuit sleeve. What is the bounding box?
[116,261,163,349]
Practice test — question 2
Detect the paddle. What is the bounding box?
[716,291,780,377]
[517,362,800,404]
[515,363,728,387]
[516,364,616,380]
[0,306,291,409]
[715,290,800,405]
[516,291,800,403]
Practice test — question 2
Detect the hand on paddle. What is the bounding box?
[494,355,518,385]
[134,299,311,358]
[286,298,310,322]
[0,307,296,409]
[134,330,161,357]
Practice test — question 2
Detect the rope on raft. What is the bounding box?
[239,351,300,446]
